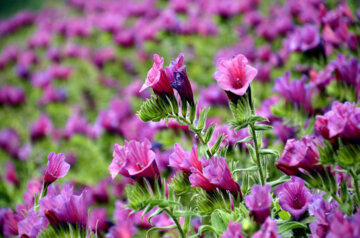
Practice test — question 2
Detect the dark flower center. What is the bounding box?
[293,194,304,209]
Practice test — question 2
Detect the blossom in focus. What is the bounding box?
[276,135,321,176]
[213,54,257,97]
[189,156,240,195]
[169,144,201,173]
[171,65,194,105]
[44,152,70,184]
[245,184,272,223]
[275,177,313,220]
[109,139,160,180]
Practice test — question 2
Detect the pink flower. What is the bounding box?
[213,54,257,96]
[169,144,201,173]
[30,114,53,141]
[44,152,70,184]
[140,54,174,97]
[252,218,280,238]
[189,157,240,195]
[109,139,160,180]
[221,221,244,238]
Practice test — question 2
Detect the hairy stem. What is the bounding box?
[350,169,360,206]
[164,208,185,238]
[250,124,265,186]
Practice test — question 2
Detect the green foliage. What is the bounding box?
[38,224,96,238]
[137,95,176,122]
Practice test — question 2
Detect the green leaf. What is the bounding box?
[172,210,198,217]
[146,225,177,238]
[148,208,164,225]
[197,107,210,130]
[189,225,221,238]
[233,166,258,173]
[252,124,273,131]
[259,149,280,157]
[211,210,231,233]
[279,210,291,220]
[249,115,269,123]
[246,144,256,162]
[234,136,253,146]
[278,221,307,234]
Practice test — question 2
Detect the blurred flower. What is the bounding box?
[213,54,257,98]
[30,114,53,141]
[245,184,272,223]
[17,209,48,238]
[0,128,21,157]
[109,139,160,180]
[221,221,244,238]
[44,152,70,184]
[88,208,110,233]
[252,217,280,238]
[0,86,26,106]
[288,24,320,52]
[275,177,313,220]
[4,162,19,186]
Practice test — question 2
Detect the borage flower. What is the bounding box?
[275,177,313,220]
[213,54,257,101]
[189,156,240,196]
[252,217,280,238]
[221,221,244,238]
[245,184,272,223]
[109,139,160,181]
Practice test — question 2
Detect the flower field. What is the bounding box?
[0,0,360,237]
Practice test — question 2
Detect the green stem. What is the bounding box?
[250,124,265,186]
[170,115,212,158]
[350,169,360,206]
[331,193,342,205]
[164,208,185,238]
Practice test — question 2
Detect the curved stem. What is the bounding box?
[350,169,360,206]
[170,115,212,158]
[164,208,185,238]
[250,124,265,186]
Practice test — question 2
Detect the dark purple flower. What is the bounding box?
[275,177,313,220]
[109,139,159,180]
[171,65,194,105]
[276,135,321,176]
[169,144,201,173]
[221,221,244,238]
[252,217,280,238]
[44,152,70,184]
[245,184,272,223]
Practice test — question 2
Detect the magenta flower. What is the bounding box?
[221,221,244,238]
[140,54,175,97]
[88,208,110,232]
[275,177,313,220]
[189,157,240,195]
[4,162,19,186]
[17,209,48,238]
[44,152,70,184]
[30,114,53,141]
[0,86,26,106]
[252,217,280,238]
[109,139,160,180]
[276,135,321,176]
[326,210,360,238]
[169,144,201,173]
[213,54,257,97]
[0,128,21,157]
[245,184,272,223]
[315,101,360,140]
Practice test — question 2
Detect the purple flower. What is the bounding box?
[0,128,21,157]
[30,114,53,141]
[44,152,70,184]
[276,135,321,176]
[4,162,19,186]
[332,55,360,95]
[199,84,228,107]
[109,139,160,180]
[221,221,244,238]
[88,208,110,233]
[140,54,175,97]
[40,185,88,228]
[274,72,316,112]
[288,25,320,52]
[169,144,201,173]
[245,184,272,223]
[0,86,26,106]
[326,210,360,238]
[252,217,280,238]
[171,65,194,105]
[275,177,313,220]
[315,101,360,139]
[213,54,257,97]
[18,209,48,238]
[189,157,240,195]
